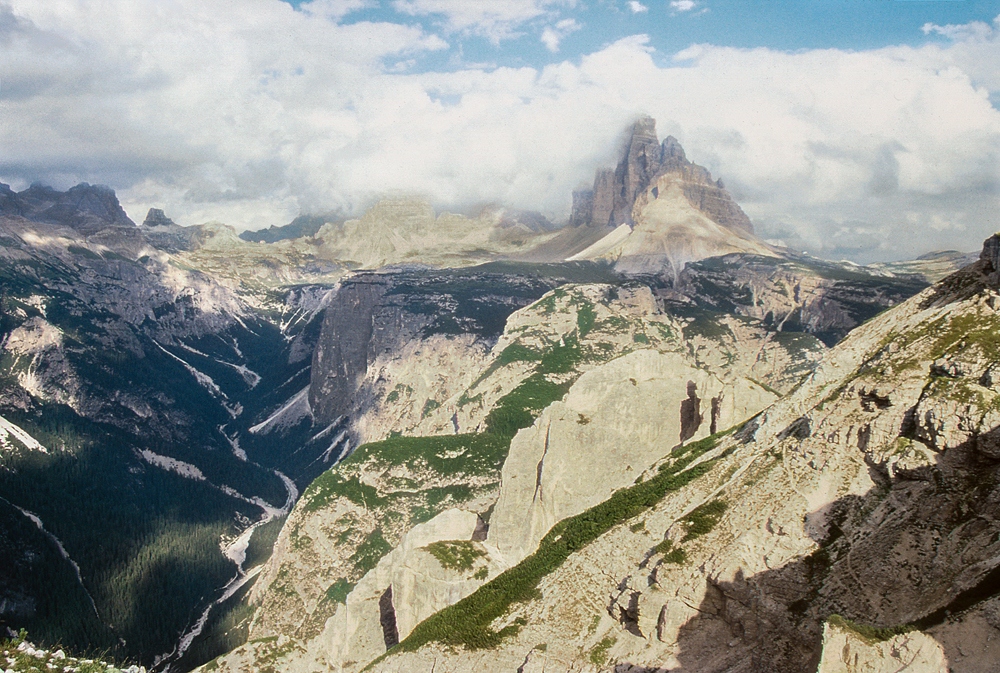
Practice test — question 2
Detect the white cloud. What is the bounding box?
[922,17,995,42]
[1,2,999,261]
[540,18,581,52]
[629,1,648,13]
[670,0,697,13]
[392,0,574,43]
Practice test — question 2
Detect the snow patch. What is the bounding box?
[309,416,346,443]
[0,416,48,454]
[139,450,206,481]
[13,504,100,619]
[217,360,261,388]
[175,341,210,358]
[154,341,242,417]
[219,426,248,461]
[316,431,350,464]
[249,387,312,435]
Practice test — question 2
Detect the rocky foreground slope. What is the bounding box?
[366,238,1000,673]
[204,238,1000,673]
[204,277,822,671]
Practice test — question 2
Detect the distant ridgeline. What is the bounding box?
[238,214,336,244]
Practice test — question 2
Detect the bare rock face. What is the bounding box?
[815,621,947,673]
[359,236,1000,673]
[307,269,567,431]
[573,116,753,235]
[487,349,776,566]
[666,252,930,345]
[313,197,559,269]
[309,275,395,425]
[565,117,765,276]
[312,509,502,671]
[3,182,135,234]
[980,231,1000,287]
[142,208,175,227]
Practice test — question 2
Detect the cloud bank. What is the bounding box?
[1,1,998,261]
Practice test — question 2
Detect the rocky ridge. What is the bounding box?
[0,201,343,667]
[338,235,1000,673]
[204,276,828,673]
[550,117,772,276]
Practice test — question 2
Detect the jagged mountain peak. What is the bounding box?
[562,117,765,276]
[0,181,135,234]
[660,134,686,163]
[572,117,751,235]
[142,207,176,227]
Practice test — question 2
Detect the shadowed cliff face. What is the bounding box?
[307,266,598,427]
[0,182,135,234]
[309,276,394,425]
[679,381,702,443]
[664,253,930,345]
[650,436,1000,673]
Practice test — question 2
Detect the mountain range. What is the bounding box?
[0,117,992,673]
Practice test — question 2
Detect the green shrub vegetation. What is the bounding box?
[483,374,573,439]
[421,399,441,418]
[654,539,687,565]
[385,384,412,404]
[351,530,392,575]
[424,540,486,571]
[325,579,355,604]
[589,636,616,665]
[827,614,915,643]
[576,301,597,338]
[391,429,729,653]
[681,499,727,541]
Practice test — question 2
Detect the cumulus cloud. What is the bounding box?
[392,0,574,43]
[1,1,999,261]
[541,18,581,52]
[670,0,697,13]
[629,1,648,13]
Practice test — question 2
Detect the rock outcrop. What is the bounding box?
[487,349,775,566]
[341,237,1000,673]
[207,279,815,673]
[665,252,931,345]
[561,117,769,276]
[314,198,559,269]
[1,182,135,234]
[141,208,175,227]
[572,117,753,235]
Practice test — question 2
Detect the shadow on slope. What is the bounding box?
[618,436,1000,672]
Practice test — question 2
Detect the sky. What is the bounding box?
[1,0,999,262]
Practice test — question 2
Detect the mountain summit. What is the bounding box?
[557,116,770,276]
[570,116,753,235]
[0,182,135,234]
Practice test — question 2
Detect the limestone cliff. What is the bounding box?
[560,117,770,276]
[666,252,930,345]
[339,237,1000,673]
[204,277,823,673]
[572,117,753,235]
